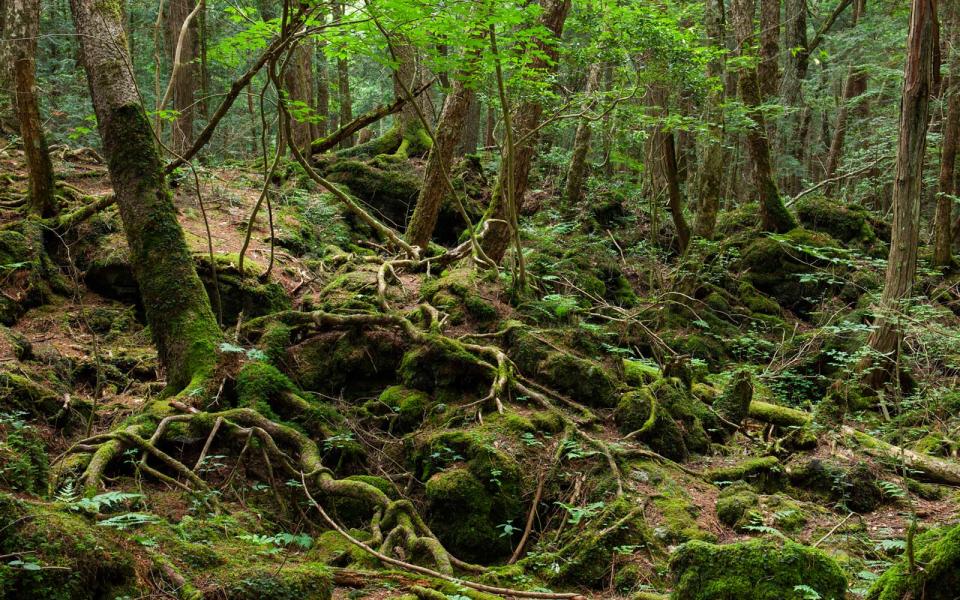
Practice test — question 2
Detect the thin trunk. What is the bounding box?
[730,0,798,232]
[824,0,867,186]
[694,0,728,239]
[758,0,780,99]
[332,1,352,148]
[864,0,939,385]
[70,0,221,391]
[648,85,690,252]
[6,0,56,217]
[458,93,480,156]
[392,40,432,153]
[167,0,198,155]
[482,0,571,263]
[934,76,959,266]
[406,77,475,249]
[485,103,495,147]
[283,41,315,152]
[780,0,808,195]
[316,38,329,137]
[563,63,601,206]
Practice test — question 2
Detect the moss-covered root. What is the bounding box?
[867,522,960,600]
[669,539,847,600]
[714,369,753,432]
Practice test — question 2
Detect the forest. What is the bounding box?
[1,0,959,598]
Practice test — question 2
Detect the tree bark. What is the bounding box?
[405,77,475,249]
[484,104,495,147]
[316,38,330,137]
[863,0,939,386]
[283,41,316,153]
[758,0,780,100]
[694,0,728,239]
[482,0,572,263]
[648,86,690,252]
[458,93,481,156]
[332,1,353,148]
[933,8,959,267]
[823,0,867,187]
[563,62,601,206]
[730,0,798,232]
[166,0,199,155]
[70,0,221,392]
[5,0,56,217]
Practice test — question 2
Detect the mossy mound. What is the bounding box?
[867,523,960,600]
[420,268,498,327]
[0,226,63,325]
[194,253,291,325]
[669,539,847,600]
[615,378,717,461]
[714,369,753,432]
[212,563,332,600]
[715,482,760,529]
[0,415,48,495]
[794,196,875,244]
[287,328,407,396]
[506,327,619,408]
[398,335,491,398]
[410,429,523,562]
[0,494,136,599]
[706,456,785,493]
[785,457,884,513]
[368,385,432,433]
[318,157,420,229]
[739,228,843,316]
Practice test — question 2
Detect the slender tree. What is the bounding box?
[758,0,780,99]
[933,5,958,267]
[166,0,199,154]
[824,0,868,187]
[5,0,56,217]
[863,0,939,386]
[694,0,728,239]
[563,63,601,206]
[332,0,354,148]
[70,0,221,391]
[730,0,798,232]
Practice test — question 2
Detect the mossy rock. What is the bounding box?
[785,458,883,513]
[715,482,759,529]
[795,196,875,244]
[713,369,753,433]
[320,158,421,228]
[329,475,397,528]
[0,494,136,599]
[623,358,662,386]
[425,467,509,561]
[739,228,844,316]
[215,563,332,600]
[867,523,960,600]
[616,378,717,461]
[738,282,782,317]
[706,456,785,493]
[505,328,619,408]
[669,538,847,599]
[398,335,490,395]
[288,328,407,396]
[377,385,431,432]
[194,253,291,325]
[420,268,498,326]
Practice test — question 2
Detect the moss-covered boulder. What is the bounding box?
[714,369,753,433]
[795,196,875,244]
[715,482,760,529]
[615,378,717,461]
[785,457,883,513]
[375,385,431,432]
[669,539,847,600]
[287,328,407,396]
[739,228,843,316]
[867,523,960,600]
[420,268,498,327]
[425,467,508,561]
[398,335,491,399]
[194,253,291,324]
[706,456,785,493]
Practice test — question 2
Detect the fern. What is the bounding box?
[69,491,142,514]
[99,512,159,530]
[793,584,822,600]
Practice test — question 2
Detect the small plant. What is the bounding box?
[99,512,160,530]
[497,520,517,538]
[793,584,822,600]
[67,491,142,515]
[555,501,605,525]
[520,432,544,447]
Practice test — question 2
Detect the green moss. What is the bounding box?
[624,358,662,386]
[378,385,431,432]
[0,416,48,495]
[867,523,960,599]
[399,335,489,393]
[706,456,784,493]
[738,282,782,316]
[795,196,875,244]
[425,467,508,561]
[785,458,883,513]
[530,410,565,433]
[421,268,498,326]
[670,539,847,599]
[218,563,332,600]
[290,329,406,395]
[615,378,716,461]
[714,369,753,431]
[330,475,397,527]
[715,482,760,529]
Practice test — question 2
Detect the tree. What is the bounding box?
[824,0,868,187]
[758,0,780,100]
[933,5,959,267]
[730,0,798,233]
[70,0,221,392]
[332,0,353,148]
[563,63,601,207]
[5,0,56,217]
[166,0,199,154]
[863,0,939,386]
[693,0,728,239]
[283,41,317,153]
[482,0,572,264]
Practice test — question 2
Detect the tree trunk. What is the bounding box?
[730,0,798,233]
[457,93,480,156]
[6,0,56,217]
[648,86,690,252]
[316,38,330,137]
[283,41,316,153]
[70,0,221,392]
[758,0,780,100]
[166,0,198,155]
[563,62,601,206]
[933,10,959,267]
[694,0,728,239]
[824,0,867,187]
[779,0,808,195]
[332,1,353,148]
[485,103,495,147]
[405,77,475,249]
[482,0,572,263]
[864,0,939,386]
[393,40,433,155]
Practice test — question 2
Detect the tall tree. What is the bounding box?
[824,0,868,186]
[758,0,780,99]
[5,0,56,217]
[70,0,221,391]
[283,41,317,153]
[332,0,353,148]
[694,0,728,239]
[166,0,200,155]
[730,0,798,232]
[482,0,572,263]
[863,0,939,386]
[933,5,958,267]
[563,63,601,206]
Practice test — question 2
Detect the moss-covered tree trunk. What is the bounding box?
[648,85,690,252]
[933,11,959,267]
[332,0,353,148]
[70,0,221,392]
[779,0,808,196]
[731,0,798,233]
[406,77,474,249]
[563,62,600,207]
[693,0,727,239]
[864,0,938,386]
[482,0,571,263]
[758,0,780,100]
[6,0,56,217]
